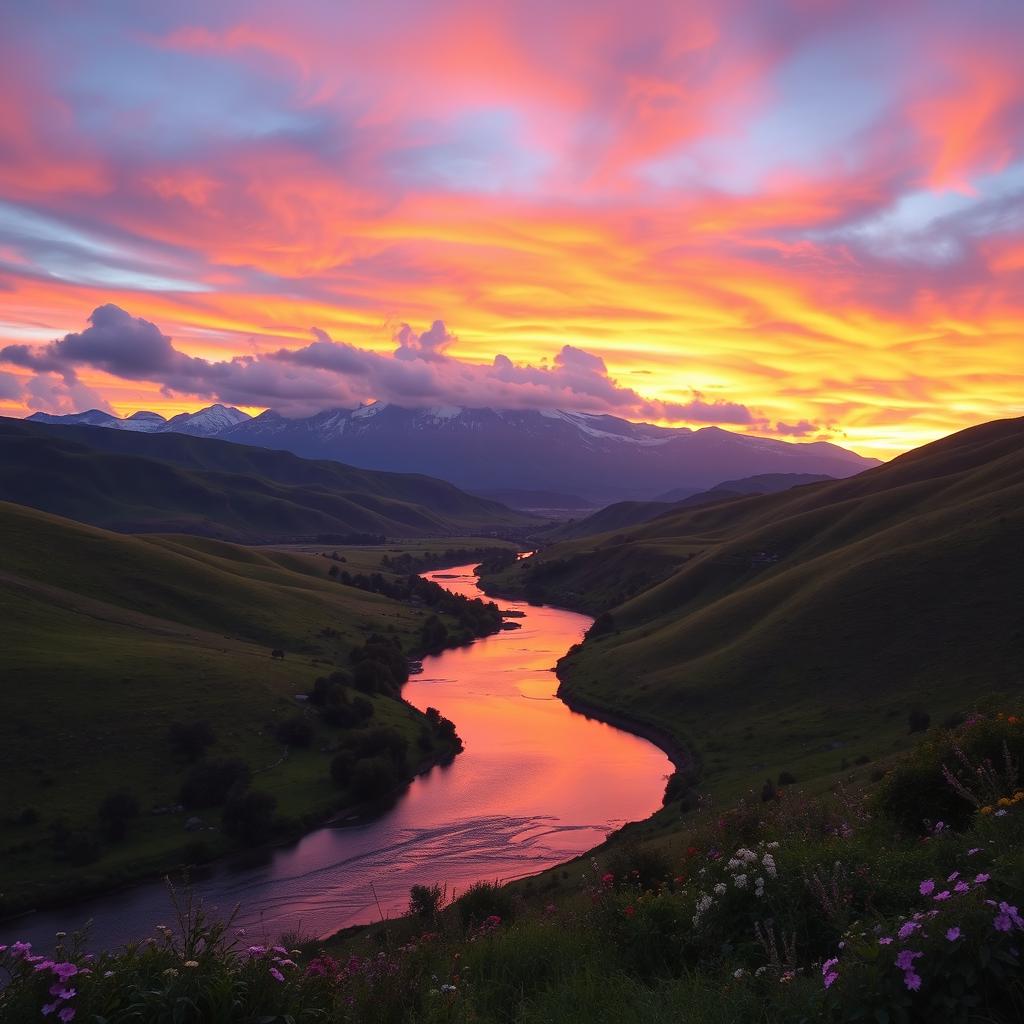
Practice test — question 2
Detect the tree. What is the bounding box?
[276,715,313,748]
[168,720,215,761]
[179,758,251,808]
[222,790,277,845]
[98,790,140,842]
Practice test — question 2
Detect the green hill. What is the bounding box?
[0,417,537,541]
[487,416,1024,797]
[0,501,492,913]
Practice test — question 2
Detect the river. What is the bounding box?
[8,564,673,951]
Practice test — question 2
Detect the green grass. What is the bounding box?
[485,416,1024,804]
[0,502,495,912]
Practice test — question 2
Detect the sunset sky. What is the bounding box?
[1,1,1022,457]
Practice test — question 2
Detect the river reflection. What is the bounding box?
[10,565,672,950]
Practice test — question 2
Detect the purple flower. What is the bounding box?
[898,922,921,939]
[41,1003,59,1017]
[52,963,78,982]
[946,927,962,941]
[247,945,267,957]
[919,880,935,896]
[48,984,76,999]
[878,937,893,945]
[895,950,923,971]
[994,901,1024,932]
[955,881,969,894]
[58,1009,76,1024]
[824,970,839,989]
[269,967,285,983]
[975,873,991,884]
[994,912,1013,932]
[904,970,922,992]
[947,871,960,882]
[934,891,951,901]
[10,941,32,959]
[822,958,840,975]
[968,847,982,856]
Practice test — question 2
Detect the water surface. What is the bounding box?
[10,565,672,949]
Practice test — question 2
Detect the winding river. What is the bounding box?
[9,565,672,950]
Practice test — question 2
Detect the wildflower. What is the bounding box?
[980,806,993,815]
[895,950,923,971]
[734,968,746,979]
[824,971,839,989]
[998,798,1011,807]
[733,874,748,889]
[898,921,920,939]
[183,960,199,969]
[767,841,780,849]
[822,957,840,974]
[163,968,179,978]
[51,963,78,982]
[247,945,267,957]
[440,984,457,993]
[975,873,991,883]
[954,881,969,894]
[919,880,935,896]
[946,927,962,941]
[993,902,1024,932]
[934,890,951,901]
[904,970,922,992]
[761,854,777,878]
[878,937,893,945]
[995,809,1008,817]
[624,905,635,918]
[713,883,727,896]
[755,966,768,977]
[601,872,614,885]
[947,871,959,882]
[269,967,285,983]
[968,847,982,856]
[102,972,114,979]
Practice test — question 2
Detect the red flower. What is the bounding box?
[624,905,635,918]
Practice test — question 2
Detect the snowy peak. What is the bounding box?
[161,404,251,436]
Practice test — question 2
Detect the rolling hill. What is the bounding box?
[485,416,1024,796]
[0,500,499,913]
[0,417,537,541]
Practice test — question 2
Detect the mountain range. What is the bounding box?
[0,417,536,541]
[26,403,880,501]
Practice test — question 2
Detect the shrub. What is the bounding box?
[168,720,215,761]
[221,790,277,845]
[276,715,314,748]
[408,883,444,919]
[329,750,355,788]
[179,758,251,808]
[349,757,399,801]
[97,790,140,842]
[346,727,409,770]
[456,881,516,928]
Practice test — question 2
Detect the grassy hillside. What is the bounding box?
[0,418,537,541]
[0,503,510,914]
[485,417,1024,800]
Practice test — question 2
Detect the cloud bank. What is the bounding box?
[1,305,756,423]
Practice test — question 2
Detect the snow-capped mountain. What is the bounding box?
[161,404,251,436]
[22,402,879,499]
[219,403,880,501]
[25,404,249,438]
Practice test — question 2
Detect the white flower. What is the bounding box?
[713,883,727,896]
[734,968,747,979]
[761,854,777,878]
[727,858,742,870]
[183,960,199,969]
[755,966,768,977]
[767,841,780,849]
[733,873,748,889]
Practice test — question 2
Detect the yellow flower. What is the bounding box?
[998,797,1012,807]
[980,806,994,816]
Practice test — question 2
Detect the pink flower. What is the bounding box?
[895,950,922,971]
[898,922,920,939]
[52,963,78,982]
[919,880,935,896]
[954,881,969,894]
[269,967,285,983]
[824,971,839,989]
[822,958,840,975]
[975,873,991,884]
[934,890,951,901]
[904,970,922,991]
[601,872,614,885]
[10,941,32,959]
[946,927,961,941]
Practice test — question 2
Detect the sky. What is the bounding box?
[0,1,1022,457]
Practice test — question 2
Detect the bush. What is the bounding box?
[168,720,215,761]
[179,759,251,808]
[222,790,277,845]
[456,881,516,928]
[329,750,355,788]
[346,727,409,770]
[408,883,444,919]
[97,790,140,842]
[276,715,314,748]
[349,757,399,801]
